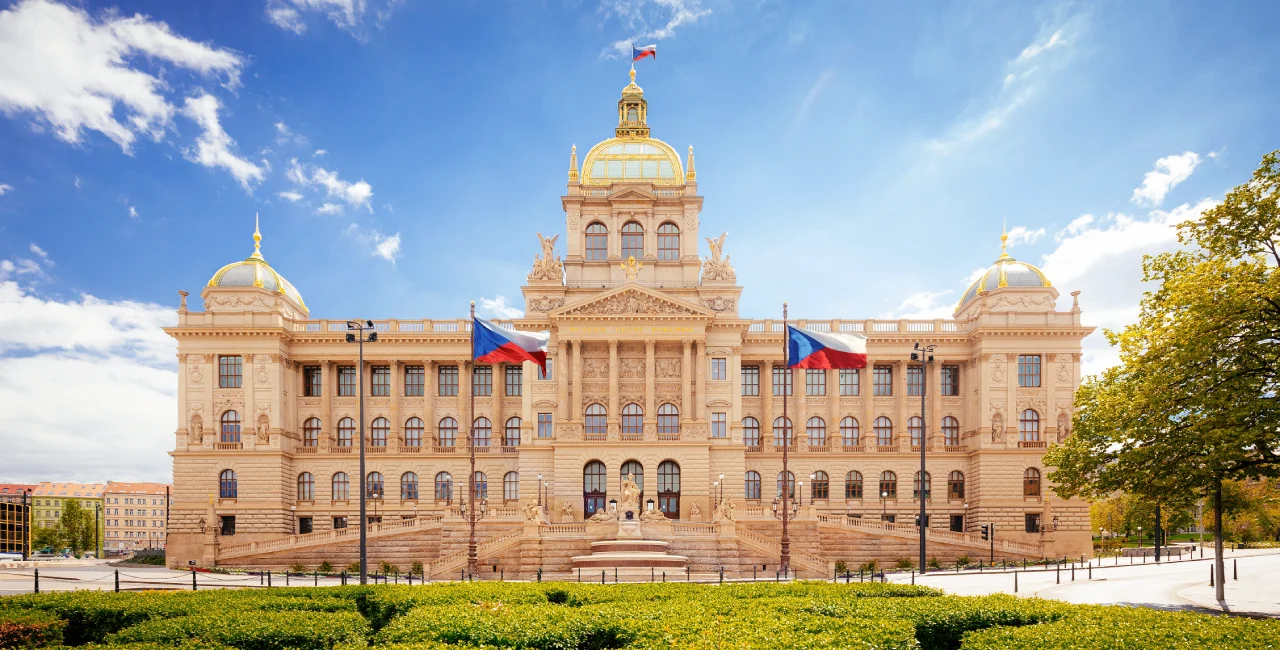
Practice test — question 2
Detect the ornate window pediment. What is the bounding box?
[554,286,711,317]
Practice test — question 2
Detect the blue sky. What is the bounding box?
[1,0,1278,482]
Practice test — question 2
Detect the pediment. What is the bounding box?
[608,186,656,201]
[553,284,712,318]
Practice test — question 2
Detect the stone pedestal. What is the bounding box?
[617,519,642,540]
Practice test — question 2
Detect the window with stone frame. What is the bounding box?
[438,365,458,396]
[303,366,322,397]
[710,357,727,381]
[219,355,242,388]
[472,365,493,396]
[873,366,893,396]
[537,413,553,438]
[741,365,760,396]
[1018,355,1042,387]
[505,365,522,396]
[941,365,960,396]
[907,364,923,396]
[657,222,680,260]
[772,366,793,396]
[806,369,826,395]
[338,366,356,396]
[839,369,859,396]
[404,365,425,396]
[371,365,390,396]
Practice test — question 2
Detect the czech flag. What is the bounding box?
[787,325,868,369]
[473,318,550,373]
[633,44,657,62]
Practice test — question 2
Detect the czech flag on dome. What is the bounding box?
[632,44,657,62]
[473,318,550,373]
[787,326,868,369]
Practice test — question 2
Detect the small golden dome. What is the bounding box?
[956,228,1052,311]
[207,216,306,310]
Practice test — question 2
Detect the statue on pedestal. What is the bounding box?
[589,504,616,523]
[620,473,641,512]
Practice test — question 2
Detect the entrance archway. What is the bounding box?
[583,460,606,516]
[657,460,680,518]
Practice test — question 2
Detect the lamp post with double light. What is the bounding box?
[345,319,378,584]
[910,342,935,573]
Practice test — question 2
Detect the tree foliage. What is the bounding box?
[58,501,96,556]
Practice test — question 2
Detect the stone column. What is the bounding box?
[494,363,504,444]
[828,366,841,446]
[242,353,255,443]
[862,360,875,450]
[424,361,436,443]
[608,340,619,418]
[390,360,402,444]
[556,343,569,422]
[695,342,707,421]
[571,340,583,420]
[461,360,472,434]
[895,360,908,447]
[762,360,774,443]
[730,346,743,438]
[644,340,656,418]
[322,361,334,445]
[681,340,693,423]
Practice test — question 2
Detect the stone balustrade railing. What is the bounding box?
[217,514,443,561]
[815,513,1042,556]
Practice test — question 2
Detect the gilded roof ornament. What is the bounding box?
[686,145,696,181]
[568,145,579,182]
[620,255,644,280]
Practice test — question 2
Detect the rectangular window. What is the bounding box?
[218,355,242,388]
[873,366,893,396]
[711,412,727,438]
[472,365,493,396]
[839,369,860,396]
[741,365,760,396]
[337,366,356,396]
[332,516,347,530]
[806,369,826,396]
[505,365,523,396]
[371,365,390,396]
[710,358,727,381]
[219,515,236,536]
[1018,355,1042,387]
[772,366,793,396]
[882,514,896,523]
[941,365,960,396]
[539,359,553,381]
[537,413,554,438]
[1025,513,1041,533]
[298,517,313,535]
[438,366,459,396]
[303,366,322,397]
[907,365,923,396]
[950,515,965,533]
[404,365,425,396]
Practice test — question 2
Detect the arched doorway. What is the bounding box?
[583,460,607,517]
[657,460,680,518]
[621,459,645,508]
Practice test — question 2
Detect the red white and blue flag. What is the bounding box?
[473,318,550,373]
[787,326,868,369]
[632,44,657,62]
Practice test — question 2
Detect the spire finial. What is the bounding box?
[686,144,696,182]
[568,144,579,182]
[249,212,265,261]
[998,217,1011,259]
[630,67,636,84]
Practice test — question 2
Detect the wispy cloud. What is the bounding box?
[265,0,404,38]
[600,0,711,58]
[789,68,836,137]
[316,202,343,215]
[277,190,303,202]
[286,158,373,211]
[128,205,139,219]
[479,295,524,320]
[1015,29,1066,63]
[0,183,11,196]
[1131,151,1201,206]
[180,93,267,189]
[1005,225,1046,247]
[343,223,400,263]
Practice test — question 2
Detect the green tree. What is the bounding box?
[32,524,63,552]
[1046,150,1280,602]
[59,501,96,556]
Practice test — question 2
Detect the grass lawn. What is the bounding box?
[3,581,1278,649]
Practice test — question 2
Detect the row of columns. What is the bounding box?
[555,339,706,426]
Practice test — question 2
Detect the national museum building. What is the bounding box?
[166,72,1094,576]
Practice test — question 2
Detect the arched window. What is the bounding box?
[874,417,893,446]
[621,460,644,504]
[879,471,897,499]
[1020,410,1041,442]
[401,472,419,500]
[742,417,761,447]
[404,417,424,447]
[913,471,931,500]
[841,417,860,447]
[438,417,457,447]
[366,472,384,500]
[811,471,830,500]
[806,417,827,447]
[297,472,314,501]
[621,221,644,258]
[583,460,607,516]
[219,470,237,498]
[468,471,486,500]
[908,416,924,447]
[434,472,452,501]
[657,223,680,260]
[585,404,607,437]
[845,471,864,499]
[776,470,795,499]
[948,471,965,500]
[504,472,519,501]
[371,417,389,446]
[658,403,680,436]
[621,404,644,436]
[473,417,491,447]
[585,223,608,261]
[505,417,522,446]
[626,106,638,122]
[657,460,680,517]
[332,472,350,500]
[302,417,320,447]
[774,417,793,446]
[1024,468,1041,496]
[337,417,356,447]
[220,411,241,443]
[942,417,960,446]
[744,471,762,500]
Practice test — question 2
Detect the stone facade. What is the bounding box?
[103,482,171,552]
[166,71,1095,573]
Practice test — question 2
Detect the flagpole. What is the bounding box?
[780,302,791,577]
[467,301,478,577]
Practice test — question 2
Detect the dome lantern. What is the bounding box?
[954,226,1054,317]
[578,70,685,186]
[204,215,307,315]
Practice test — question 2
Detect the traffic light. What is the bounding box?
[980,524,990,541]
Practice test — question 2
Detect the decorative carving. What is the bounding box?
[565,289,699,316]
[190,414,204,443]
[1056,363,1070,382]
[567,214,580,231]
[703,296,735,312]
[522,501,542,521]
[206,294,274,310]
[619,359,644,379]
[641,506,667,522]
[690,502,702,517]
[561,502,574,518]
[527,233,564,282]
[684,213,697,229]
[1057,412,1071,441]
[620,473,640,510]
[991,413,1005,443]
[256,413,270,443]
[708,382,731,394]
[987,294,1056,311]
[1016,396,1048,414]
[254,364,270,386]
[989,354,1007,384]
[187,363,204,386]
[300,398,321,407]
[527,296,564,312]
[620,255,644,280]
[700,232,737,283]
[584,359,608,379]
[655,359,680,378]
[589,504,617,522]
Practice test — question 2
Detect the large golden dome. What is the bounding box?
[207,219,306,310]
[956,229,1051,312]
[578,69,685,186]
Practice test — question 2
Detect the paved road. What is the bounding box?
[0,564,352,595]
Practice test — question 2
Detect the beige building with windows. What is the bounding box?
[32,483,104,534]
[166,71,1094,576]
[103,482,171,552]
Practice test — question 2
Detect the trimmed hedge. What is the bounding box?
[0,610,65,649]
[105,610,369,650]
[962,605,1280,649]
[377,603,633,649]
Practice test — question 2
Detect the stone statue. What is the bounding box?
[620,473,640,510]
[528,233,564,282]
[190,415,204,443]
[690,502,701,517]
[561,502,573,518]
[641,507,667,522]
[522,501,541,521]
[589,504,616,522]
[700,232,736,283]
[723,499,736,521]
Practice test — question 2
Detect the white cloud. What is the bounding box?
[265,0,402,36]
[286,158,373,211]
[0,183,11,195]
[343,223,400,262]
[1056,214,1094,241]
[72,176,80,189]
[0,0,242,153]
[0,276,176,483]
[881,289,955,320]
[128,205,139,219]
[0,258,46,279]
[315,202,343,215]
[28,243,51,264]
[313,148,327,157]
[789,68,836,137]
[277,190,303,202]
[480,295,524,320]
[180,93,266,189]
[266,4,306,34]
[1015,29,1065,63]
[1130,151,1201,206]
[600,0,711,58]
[1005,225,1046,247]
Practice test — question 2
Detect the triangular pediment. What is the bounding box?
[608,186,657,201]
[553,284,713,318]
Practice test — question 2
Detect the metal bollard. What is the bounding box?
[286,571,290,586]
[1088,564,1092,580]
[267,571,272,587]
[115,570,120,593]
[578,568,581,582]
[260,571,264,585]
[501,569,504,582]
[753,566,756,581]
[33,568,39,594]
[651,567,655,582]
[1056,566,1060,584]
[663,571,666,582]
[537,568,542,583]
[193,567,198,591]
[1234,559,1238,580]
[1210,565,1214,587]
[719,567,724,584]
[687,566,691,582]
[911,570,915,585]
[1014,571,1018,593]
[615,568,618,583]
[601,570,605,584]
[408,570,413,586]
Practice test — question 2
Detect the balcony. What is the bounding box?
[214,442,242,450]
[333,446,353,454]
[584,432,607,442]
[842,445,865,453]
[773,444,797,453]
[805,444,830,453]
[877,445,899,453]
[295,446,318,454]
[657,433,681,442]
[745,445,763,453]
[432,445,457,454]
[500,446,520,454]
[944,445,966,453]
[1018,441,1047,449]
[620,432,644,442]
[368,446,388,454]
[400,445,422,453]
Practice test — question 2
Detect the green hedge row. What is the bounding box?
[962,605,1280,649]
[0,609,65,649]
[105,611,369,650]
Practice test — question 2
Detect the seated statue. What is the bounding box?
[588,505,616,523]
[641,507,668,522]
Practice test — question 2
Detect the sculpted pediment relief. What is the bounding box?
[608,186,656,201]
[554,285,711,318]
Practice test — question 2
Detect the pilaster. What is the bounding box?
[681,340,692,423]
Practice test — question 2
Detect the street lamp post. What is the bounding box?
[911,342,935,573]
[780,302,792,575]
[463,302,485,577]
[290,505,297,535]
[537,474,543,508]
[94,503,101,559]
[21,489,30,561]
[881,491,888,521]
[345,319,378,584]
